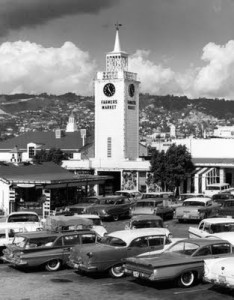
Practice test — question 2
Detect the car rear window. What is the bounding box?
[183,201,205,207]
[8,214,39,222]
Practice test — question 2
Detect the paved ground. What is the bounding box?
[1,218,234,300]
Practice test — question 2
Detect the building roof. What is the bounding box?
[193,158,234,166]
[0,131,83,151]
[0,162,110,186]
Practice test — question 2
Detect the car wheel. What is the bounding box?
[109,264,125,278]
[113,215,119,221]
[177,271,196,288]
[45,259,61,272]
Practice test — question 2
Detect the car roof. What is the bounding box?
[116,190,140,193]
[108,228,168,244]
[8,211,38,216]
[200,218,234,224]
[15,229,93,238]
[184,197,211,203]
[74,214,100,219]
[130,215,163,221]
[173,238,230,246]
[137,198,163,202]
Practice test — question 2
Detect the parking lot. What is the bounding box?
[1,218,234,300]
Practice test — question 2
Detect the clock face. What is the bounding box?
[129,83,135,97]
[103,83,115,97]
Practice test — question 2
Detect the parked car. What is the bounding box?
[84,196,132,221]
[141,192,174,200]
[204,256,234,289]
[6,211,42,231]
[0,223,39,256]
[68,228,174,278]
[178,193,206,201]
[174,197,220,223]
[204,183,231,197]
[59,196,132,221]
[212,193,234,206]
[124,238,234,288]
[130,198,174,220]
[188,218,234,246]
[125,215,164,230]
[70,214,107,237]
[218,199,234,218]
[114,190,142,202]
[1,216,98,272]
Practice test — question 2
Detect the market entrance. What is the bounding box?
[97,171,121,195]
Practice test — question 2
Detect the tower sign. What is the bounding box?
[95,25,140,161]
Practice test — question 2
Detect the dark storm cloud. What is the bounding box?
[0,0,119,36]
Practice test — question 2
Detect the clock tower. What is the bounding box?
[95,24,140,162]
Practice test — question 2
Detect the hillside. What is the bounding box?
[0,93,232,140]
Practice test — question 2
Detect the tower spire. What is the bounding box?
[113,22,122,52]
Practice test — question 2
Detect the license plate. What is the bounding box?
[133,271,139,278]
[218,275,226,283]
[183,214,189,218]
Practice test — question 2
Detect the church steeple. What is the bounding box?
[106,24,128,72]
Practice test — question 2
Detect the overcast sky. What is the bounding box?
[1,0,234,99]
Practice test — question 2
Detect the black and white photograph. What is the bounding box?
[1,0,234,299]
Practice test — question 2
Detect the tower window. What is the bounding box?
[107,137,112,158]
[28,146,35,158]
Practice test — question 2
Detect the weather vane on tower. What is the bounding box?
[115,22,122,31]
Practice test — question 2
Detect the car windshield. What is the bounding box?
[183,201,205,207]
[97,199,116,205]
[90,219,102,226]
[99,236,126,247]
[210,223,234,233]
[80,198,97,204]
[131,220,163,228]
[136,201,158,207]
[8,214,39,222]
[13,236,27,247]
[166,241,199,256]
[13,236,57,248]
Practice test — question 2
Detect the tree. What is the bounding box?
[149,144,194,192]
[33,148,69,165]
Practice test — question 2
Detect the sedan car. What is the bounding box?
[1,216,98,272]
[174,197,220,222]
[114,190,142,202]
[124,239,234,288]
[204,256,234,289]
[124,215,171,238]
[62,196,132,221]
[130,199,174,220]
[218,199,234,218]
[68,228,173,278]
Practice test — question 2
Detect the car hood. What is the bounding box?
[125,252,196,268]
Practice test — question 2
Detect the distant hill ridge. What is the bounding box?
[0,93,234,120]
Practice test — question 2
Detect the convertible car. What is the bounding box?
[68,228,173,278]
[1,216,98,272]
[124,238,234,288]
